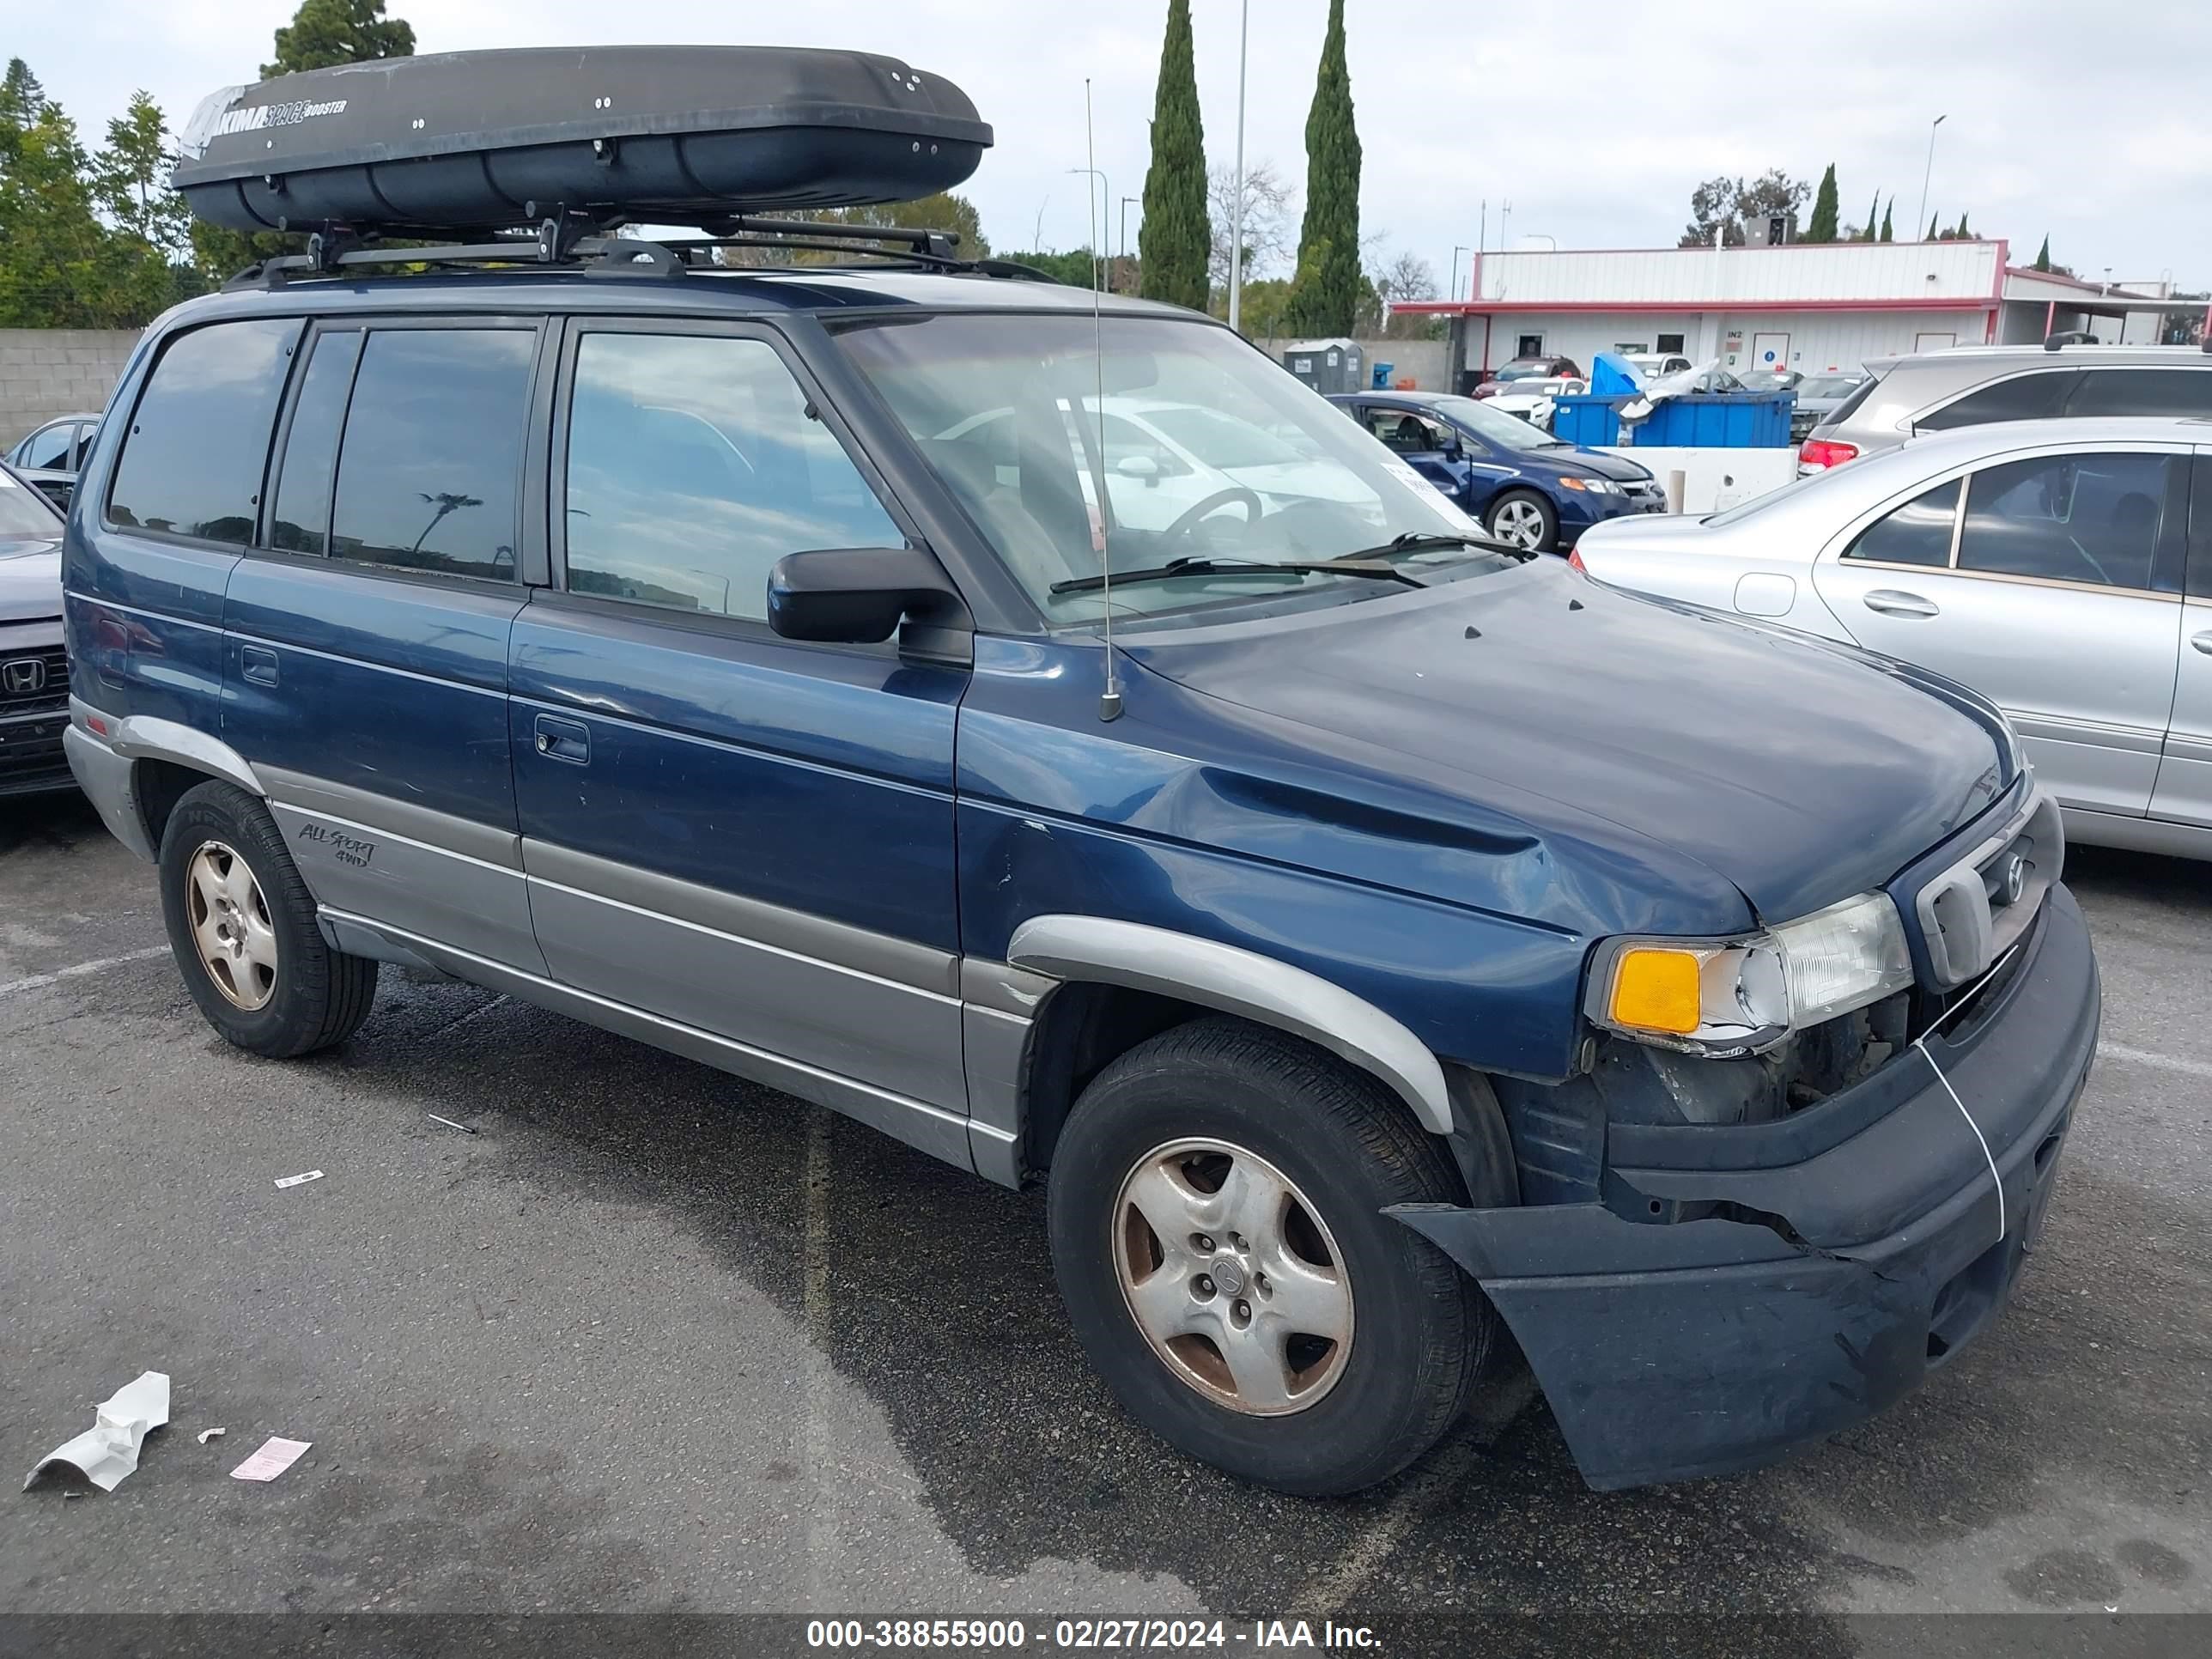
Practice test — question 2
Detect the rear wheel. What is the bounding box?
[157,781,378,1057]
[1486,489,1558,552]
[1047,1018,1494,1496]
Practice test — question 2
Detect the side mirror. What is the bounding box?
[767,545,967,646]
[1113,453,1164,485]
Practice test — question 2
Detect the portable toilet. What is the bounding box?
[1282,338,1365,395]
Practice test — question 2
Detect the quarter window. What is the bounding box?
[329,328,533,580]
[1914,369,2079,431]
[107,319,301,544]
[1955,452,2174,591]
[2063,368,2212,419]
[562,333,901,620]
[1844,478,1960,567]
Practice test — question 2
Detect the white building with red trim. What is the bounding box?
[1395,239,2203,390]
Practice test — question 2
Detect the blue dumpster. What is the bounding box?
[1370,362,1395,389]
[1551,392,1795,448]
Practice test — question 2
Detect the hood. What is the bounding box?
[1121,558,2008,923]
[0,535,63,624]
[1514,446,1651,484]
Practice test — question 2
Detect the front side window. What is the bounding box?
[108,318,301,544]
[834,313,1503,624]
[1364,408,1447,453]
[1956,452,2173,590]
[1915,369,2079,431]
[330,328,533,579]
[563,332,901,619]
[1844,479,1960,567]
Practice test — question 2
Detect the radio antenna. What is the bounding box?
[1085,77,1123,721]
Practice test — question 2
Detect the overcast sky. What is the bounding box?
[16,0,2210,291]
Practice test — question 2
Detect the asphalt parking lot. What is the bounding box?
[3,790,2209,1656]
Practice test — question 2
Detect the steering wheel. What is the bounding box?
[1164,485,1262,543]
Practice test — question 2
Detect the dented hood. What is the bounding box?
[1121,558,2008,924]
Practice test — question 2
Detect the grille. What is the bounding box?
[0,647,67,714]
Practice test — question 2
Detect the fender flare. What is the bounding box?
[1006,915,1454,1134]
[71,703,264,863]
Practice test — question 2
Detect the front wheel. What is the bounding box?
[1486,489,1559,552]
[157,781,379,1057]
[1047,1018,1494,1496]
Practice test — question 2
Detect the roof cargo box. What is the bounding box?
[172,46,993,236]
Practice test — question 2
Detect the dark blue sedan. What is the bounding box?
[1328,390,1665,551]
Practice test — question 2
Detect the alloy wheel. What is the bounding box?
[185,841,278,1011]
[1491,498,1548,549]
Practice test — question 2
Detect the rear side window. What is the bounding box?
[1956,453,2174,591]
[1914,369,2079,432]
[1819,373,1881,429]
[17,422,76,471]
[1844,478,1960,567]
[269,331,363,556]
[2064,368,2212,419]
[330,328,534,579]
[108,319,301,544]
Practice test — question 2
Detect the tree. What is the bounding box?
[1927,214,1939,241]
[1138,0,1209,311]
[1284,0,1362,337]
[1956,211,1971,238]
[1206,159,1295,287]
[1678,169,1808,247]
[1879,200,1893,241]
[2032,235,2051,271]
[264,0,416,79]
[995,249,1104,288]
[1805,163,1839,241]
[91,91,205,316]
[1858,191,1879,242]
[0,96,125,327]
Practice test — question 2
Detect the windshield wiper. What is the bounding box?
[1332,530,1527,562]
[1050,555,1427,596]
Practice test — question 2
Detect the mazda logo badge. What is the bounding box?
[2,658,46,696]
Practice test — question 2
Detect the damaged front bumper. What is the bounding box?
[1394,883,2100,1491]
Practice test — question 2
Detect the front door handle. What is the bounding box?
[2191,630,2212,657]
[532,714,590,765]
[1863,589,1940,619]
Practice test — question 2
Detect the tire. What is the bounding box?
[1485,489,1559,553]
[1047,1017,1496,1496]
[157,780,378,1058]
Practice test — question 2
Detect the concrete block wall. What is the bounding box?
[1,330,142,447]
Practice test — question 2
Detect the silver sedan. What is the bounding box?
[1573,416,2212,860]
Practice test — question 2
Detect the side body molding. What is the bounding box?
[1006,915,1455,1135]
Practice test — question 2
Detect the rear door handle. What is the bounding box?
[240,645,278,687]
[2191,630,2212,657]
[1863,589,1940,619]
[532,714,590,765]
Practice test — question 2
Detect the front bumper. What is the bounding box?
[1394,884,2099,1490]
[1558,485,1668,542]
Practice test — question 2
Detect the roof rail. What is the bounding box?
[2042,330,2098,351]
[223,213,1042,291]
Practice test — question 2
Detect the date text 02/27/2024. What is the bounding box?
[804,1620,1382,1650]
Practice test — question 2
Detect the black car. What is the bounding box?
[0,459,70,796]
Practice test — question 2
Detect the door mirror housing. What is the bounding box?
[1113,453,1164,484]
[767,545,968,646]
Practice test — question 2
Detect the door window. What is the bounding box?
[2063,368,2212,420]
[1364,408,1448,453]
[1844,479,1960,567]
[268,331,363,556]
[563,332,901,620]
[16,422,76,471]
[329,328,534,580]
[106,319,301,544]
[1955,452,2174,591]
[1915,369,2080,431]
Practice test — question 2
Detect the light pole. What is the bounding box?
[1066,167,1107,284]
[1119,195,1138,289]
[1916,114,1947,242]
[1450,245,1472,301]
[1227,0,1250,331]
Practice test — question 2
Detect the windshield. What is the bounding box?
[1493,362,1553,382]
[1431,395,1569,453]
[0,469,60,540]
[834,313,1506,623]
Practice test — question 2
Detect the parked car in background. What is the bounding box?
[6,412,99,509]
[1329,390,1664,550]
[0,459,70,797]
[1743,368,1804,392]
[1484,376,1585,431]
[1787,371,1870,441]
[1800,343,2212,474]
[1474,355,1583,398]
[1575,416,2212,860]
[1626,353,1693,380]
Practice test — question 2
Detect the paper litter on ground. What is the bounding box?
[197,1427,226,1444]
[23,1371,171,1492]
[229,1437,311,1482]
[273,1170,324,1189]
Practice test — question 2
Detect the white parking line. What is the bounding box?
[802,1104,837,1607]
[0,945,167,1000]
[2095,1042,2212,1081]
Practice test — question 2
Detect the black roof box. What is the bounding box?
[172,46,993,235]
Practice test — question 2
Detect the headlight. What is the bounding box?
[1557,477,1623,495]
[1589,892,1913,1057]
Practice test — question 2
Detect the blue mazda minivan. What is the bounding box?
[1329,389,1666,550]
[63,143,2095,1497]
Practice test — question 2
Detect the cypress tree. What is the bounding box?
[1955,211,1971,238]
[1137,0,1210,312]
[2032,235,2051,271]
[1879,200,1893,241]
[1285,0,1362,337]
[1927,214,1939,242]
[1861,191,1879,241]
[1805,164,1838,241]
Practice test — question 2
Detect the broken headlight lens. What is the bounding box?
[1590,892,1912,1057]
